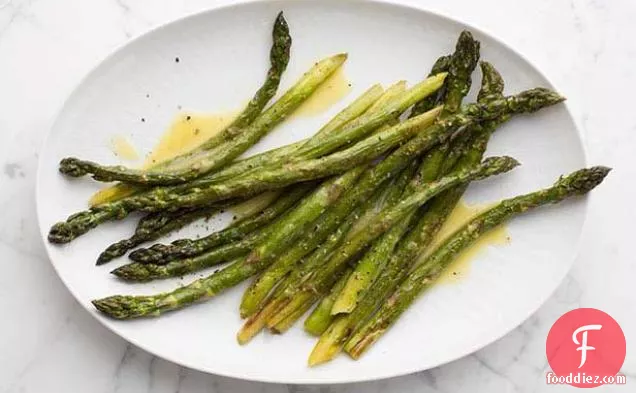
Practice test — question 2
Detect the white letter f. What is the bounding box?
[572,324,602,368]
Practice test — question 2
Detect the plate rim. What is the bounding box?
[35,0,589,384]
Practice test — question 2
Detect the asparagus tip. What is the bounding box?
[479,156,521,177]
[58,157,88,177]
[48,222,74,244]
[556,166,611,194]
[110,263,151,281]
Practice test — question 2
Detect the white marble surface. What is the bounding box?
[0,0,634,391]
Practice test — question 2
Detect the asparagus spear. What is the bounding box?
[59,53,348,185]
[114,81,383,268]
[327,155,434,316]
[88,12,293,206]
[345,167,611,358]
[127,185,311,264]
[94,257,252,319]
[298,158,519,298]
[249,157,519,338]
[237,157,519,343]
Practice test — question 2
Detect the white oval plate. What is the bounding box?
[37,0,587,384]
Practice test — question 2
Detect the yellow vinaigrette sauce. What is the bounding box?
[142,112,237,168]
[92,111,236,205]
[427,201,511,284]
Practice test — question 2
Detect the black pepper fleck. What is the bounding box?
[175,57,180,63]
[186,115,191,121]
[141,117,146,122]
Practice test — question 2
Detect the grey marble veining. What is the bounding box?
[0,0,634,392]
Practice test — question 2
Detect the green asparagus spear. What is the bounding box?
[129,84,382,269]
[442,31,481,116]
[94,257,251,319]
[304,269,353,336]
[237,157,519,343]
[59,53,347,185]
[345,166,611,358]
[113,169,363,282]
[128,185,313,264]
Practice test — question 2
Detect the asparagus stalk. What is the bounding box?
[59,53,348,185]
[88,12,293,205]
[113,169,363,282]
[237,157,519,343]
[94,257,252,319]
[345,167,611,358]
[127,185,312,264]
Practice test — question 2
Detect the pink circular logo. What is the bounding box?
[546,308,626,388]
